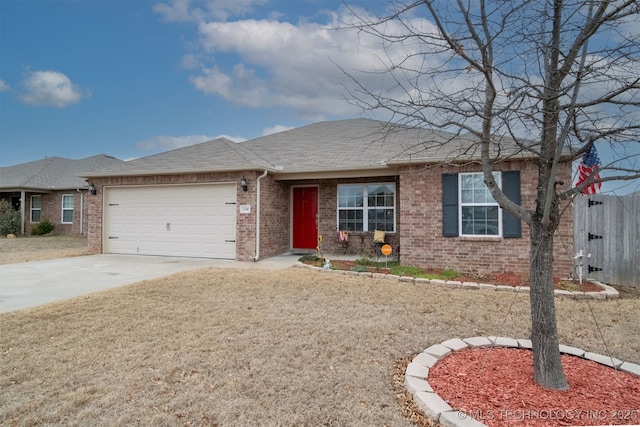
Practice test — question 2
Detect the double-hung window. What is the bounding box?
[442,171,521,238]
[459,172,501,236]
[62,194,74,223]
[337,183,396,232]
[30,195,41,222]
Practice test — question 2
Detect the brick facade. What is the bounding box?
[397,160,573,279]
[1,190,89,236]
[255,174,290,259]
[85,159,573,279]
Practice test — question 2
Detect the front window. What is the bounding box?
[62,194,74,223]
[30,195,41,222]
[459,172,501,236]
[337,183,395,232]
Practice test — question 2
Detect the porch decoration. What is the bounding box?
[316,235,324,261]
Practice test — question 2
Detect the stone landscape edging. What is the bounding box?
[294,262,619,300]
[294,262,633,425]
[404,336,640,427]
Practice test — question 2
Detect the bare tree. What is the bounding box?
[344,0,640,390]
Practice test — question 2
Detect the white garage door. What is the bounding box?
[104,184,237,259]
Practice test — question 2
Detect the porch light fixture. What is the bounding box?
[87,182,97,195]
[240,176,248,192]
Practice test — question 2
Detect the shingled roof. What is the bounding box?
[0,155,123,191]
[84,137,267,177]
[85,119,540,178]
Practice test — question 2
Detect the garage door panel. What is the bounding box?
[104,184,237,259]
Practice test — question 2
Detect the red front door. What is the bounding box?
[292,187,318,249]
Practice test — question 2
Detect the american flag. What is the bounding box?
[576,144,602,195]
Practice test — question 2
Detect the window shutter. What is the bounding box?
[502,170,521,238]
[442,173,459,237]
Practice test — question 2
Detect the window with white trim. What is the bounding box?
[30,195,41,222]
[459,172,501,236]
[62,194,74,223]
[337,183,396,232]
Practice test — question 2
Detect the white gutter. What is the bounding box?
[253,170,268,261]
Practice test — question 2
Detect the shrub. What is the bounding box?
[355,255,375,266]
[298,254,321,263]
[31,219,55,236]
[0,199,21,235]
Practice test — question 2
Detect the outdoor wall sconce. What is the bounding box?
[240,176,248,192]
[87,182,97,195]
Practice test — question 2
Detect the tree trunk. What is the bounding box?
[529,220,569,390]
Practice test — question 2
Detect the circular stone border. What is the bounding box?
[295,262,619,300]
[404,337,640,427]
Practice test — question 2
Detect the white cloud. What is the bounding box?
[154,0,193,22]
[180,53,202,70]
[188,66,234,99]
[136,133,245,151]
[262,125,294,136]
[19,70,88,108]
[0,80,10,92]
[158,1,639,137]
[154,0,267,23]
[223,134,247,142]
[178,7,440,119]
[152,2,446,120]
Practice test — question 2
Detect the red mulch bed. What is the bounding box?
[318,260,604,292]
[428,347,640,426]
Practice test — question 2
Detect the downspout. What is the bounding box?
[253,170,268,261]
[20,190,25,235]
[78,190,84,235]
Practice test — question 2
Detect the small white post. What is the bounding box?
[573,250,591,285]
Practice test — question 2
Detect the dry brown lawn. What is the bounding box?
[0,235,88,265]
[1,238,639,426]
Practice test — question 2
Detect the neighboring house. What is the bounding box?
[0,155,123,235]
[84,119,573,278]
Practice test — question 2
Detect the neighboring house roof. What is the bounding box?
[85,119,544,178]
[0,155,123,191]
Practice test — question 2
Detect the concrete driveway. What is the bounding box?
[0,254,300,314]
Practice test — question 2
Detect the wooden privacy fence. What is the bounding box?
[573,194,639,289]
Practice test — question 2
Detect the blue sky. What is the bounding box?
[1,0,638,194]
[1,0,374,165]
